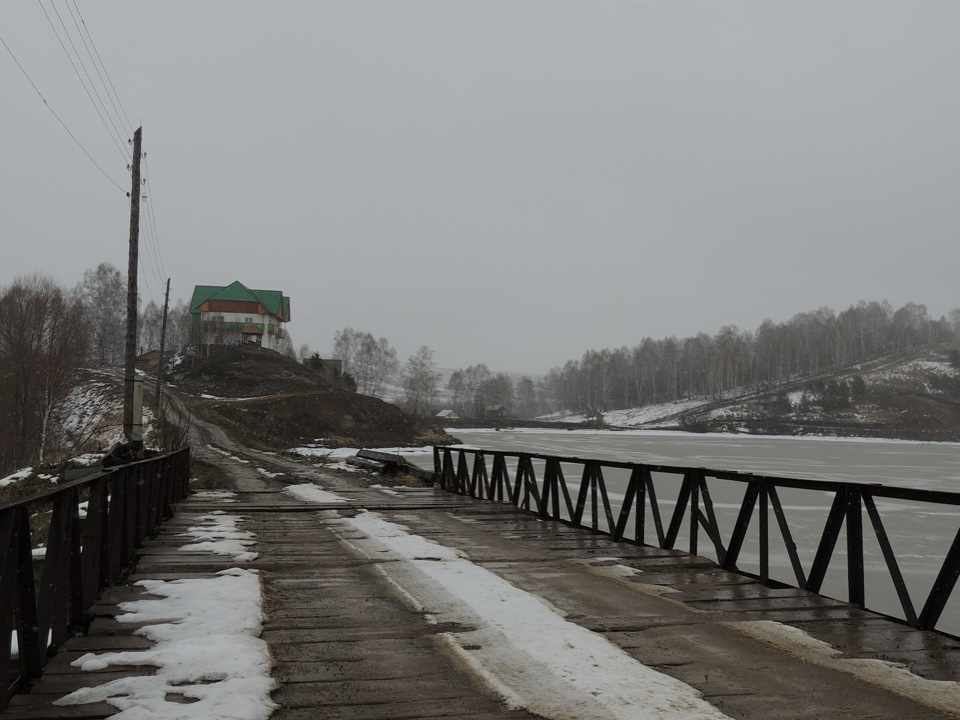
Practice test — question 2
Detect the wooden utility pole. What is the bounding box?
[155,276,170,413]
[123,126,143,450]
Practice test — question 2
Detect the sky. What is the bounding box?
[3,2,959,375]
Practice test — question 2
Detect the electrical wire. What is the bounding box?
[142,155,167,281]
[0,29,125,192]
[65,0,133,137]
[37,0,129,160]
[8,3,168,298]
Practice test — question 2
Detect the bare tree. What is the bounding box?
[515,376,537,418]
[76,262,125,366]
[401,345,441,416]
[333,327,398,396]
[165,300,192,356]
[139,300,163,354]
[0,275,88,472]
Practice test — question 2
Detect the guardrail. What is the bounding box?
[0,447,190,706]
[433,445,960,637]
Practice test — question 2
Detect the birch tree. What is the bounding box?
[401,346,441,416]
[0,275,88,471]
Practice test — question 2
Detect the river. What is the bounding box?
[410,428,960,636]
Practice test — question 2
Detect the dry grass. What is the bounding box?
[398,474,428,488]
[189,458,232,491]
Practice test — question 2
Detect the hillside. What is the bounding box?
[550,346,960,442]
[169,345,453,451]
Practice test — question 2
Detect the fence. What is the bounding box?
[433,445,960,637]
[0,447,190,706]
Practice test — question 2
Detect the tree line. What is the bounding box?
[323,328,541,420]
[330,300,960,421]
[5,258,956,475]
[0,264,193,475]
[311,328,446,417]
[538,301,960,415]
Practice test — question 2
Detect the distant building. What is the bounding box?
[304,354,342,379]
[189,281,290,351]
[584,410,605,427]
[435,409,459,420]
[484,404,507,420]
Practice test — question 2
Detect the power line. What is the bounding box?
[142,155,167,280]
[139,203,165,294]
[60,3,165,296]
[0,29,125,192]
[37,0,129,160]
[68,0,134,133]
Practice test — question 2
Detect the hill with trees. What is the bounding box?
[535,300,959,418]
[547,346,960,442]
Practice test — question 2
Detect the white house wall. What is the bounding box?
[201,310,285,351]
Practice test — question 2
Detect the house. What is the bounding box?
[435,409,459,420]
[584,410,605,428]
[189,281,291,351]
[304,354,342,379]
[484,404,507,420]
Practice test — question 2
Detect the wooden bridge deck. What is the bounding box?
[5,461,960,720]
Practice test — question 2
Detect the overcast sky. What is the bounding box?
[2,2,958,375]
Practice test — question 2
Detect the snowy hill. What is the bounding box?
[540,346,960,442]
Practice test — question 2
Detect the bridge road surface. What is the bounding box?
[7,436,960,720]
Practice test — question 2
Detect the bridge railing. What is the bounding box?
[433,445,960,637]
[0,447,190,706]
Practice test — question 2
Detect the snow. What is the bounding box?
[0,467,58,487]
[282,484,347,504]
[0,467,37,487]
[290,443,434,459]
[192,490,238,503]
[43,467,957,719]
[56,568,276,720]
[178,512,259,562]
[540,399,714,428]
[730,621,960,717]
[338,511,731,720]
[288,443,437,473]
[291,484,729,719]
[58,371,140,450]
[71,452,106,467]
[867,358,956,383]
[206,444,250,464]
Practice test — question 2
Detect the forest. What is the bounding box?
[536,301,959,416]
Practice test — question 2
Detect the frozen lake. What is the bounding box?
[413,428,960,636]
[433,428,960,492]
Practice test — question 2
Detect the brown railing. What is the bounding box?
[434,445,960,637]
[0,447,190,705]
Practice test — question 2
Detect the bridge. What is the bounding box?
[2,437,960,719]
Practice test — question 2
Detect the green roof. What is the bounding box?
[189,281,290,321]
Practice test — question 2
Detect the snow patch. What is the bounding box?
[729,621,960,716]
[56,568,276,720]
[283,484,348,504]
[338,511,731,720]
[178,513,258,562]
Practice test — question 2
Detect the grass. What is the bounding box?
[189,458,232,491]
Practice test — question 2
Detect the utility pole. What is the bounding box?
[123,126,143,453]
[155,276,170,414]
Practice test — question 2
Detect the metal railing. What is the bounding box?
[0,447,190,705]
[433,445,960,637]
